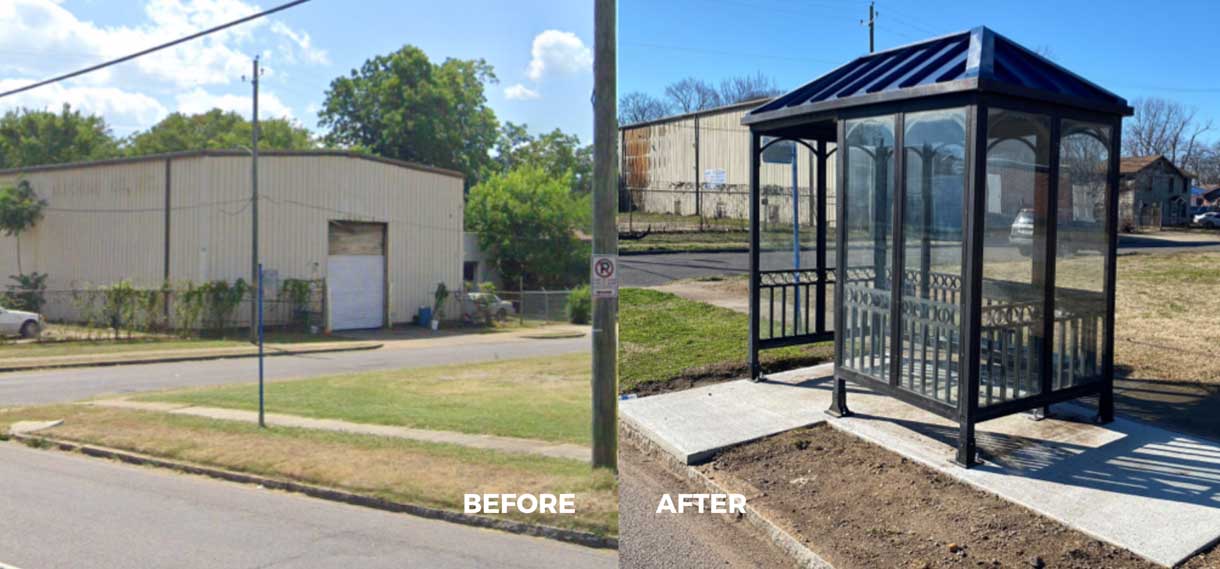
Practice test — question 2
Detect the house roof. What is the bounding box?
[744,26,1132,128]
[0,149,465,181]
[1119,154,1192,180]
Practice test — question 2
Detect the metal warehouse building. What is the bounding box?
[620,98,837,226]
[0,150,465,331]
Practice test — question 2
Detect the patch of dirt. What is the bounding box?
[707,424,1220,569]
[652,278,749,314]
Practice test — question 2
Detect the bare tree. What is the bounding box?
[619,92,671,125]
[1124,97,1213,170]
[719,72,782,104]
[664,78,722,113]
[1187,141,1220,186]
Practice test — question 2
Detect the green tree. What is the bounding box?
[125,109,314,155]
[0,179,47,274]
[466,166,590,289]
[0,104,119,168]
[318,45,499,185]
[492,122,593,194]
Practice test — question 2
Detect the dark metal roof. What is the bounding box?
[744,26,1132,126]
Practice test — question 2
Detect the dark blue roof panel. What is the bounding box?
[746,27,1131,123]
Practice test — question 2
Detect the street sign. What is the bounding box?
[703,168,726,188]
[591,254,618,299]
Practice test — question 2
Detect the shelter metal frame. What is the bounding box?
[743,27,1130,466]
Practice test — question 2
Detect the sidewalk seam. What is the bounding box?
[7,434,617,550]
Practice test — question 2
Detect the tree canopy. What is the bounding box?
[125,109,313,155]
[318,45,500,185]
[0,104,119,169]
[465,166,590,289]
[491,122,592,194]
[0,179,47,274]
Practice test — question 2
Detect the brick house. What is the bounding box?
[1118,155,1194,230]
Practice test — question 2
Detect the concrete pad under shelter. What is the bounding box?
[620,365,1220,567]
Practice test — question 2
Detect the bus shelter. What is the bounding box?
[742,27,1132,466]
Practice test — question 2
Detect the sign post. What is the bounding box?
[257,263,265,428]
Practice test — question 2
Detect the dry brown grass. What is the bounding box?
[0,405,617,536]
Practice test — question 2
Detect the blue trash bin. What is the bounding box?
[418,306,433,326]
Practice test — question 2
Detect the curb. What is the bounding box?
[0,342,383,373]
[8,433,617,550]
[620,421,833,569]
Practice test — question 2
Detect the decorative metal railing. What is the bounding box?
[841,267,1106,409]
[756,268,834,345]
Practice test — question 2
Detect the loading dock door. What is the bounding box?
[327,221,386,331]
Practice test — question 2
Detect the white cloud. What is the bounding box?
[504,83,540,101]
[175,87,294,119]
[0,0,327,132]
[0,79,168,130]
[526,30,592,81]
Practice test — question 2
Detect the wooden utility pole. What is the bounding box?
[862,1,878,53]
[591,0,618,471]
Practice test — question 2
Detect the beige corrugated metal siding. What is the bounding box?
[621,104,837,224]
[0,153,464,325]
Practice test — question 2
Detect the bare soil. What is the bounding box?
[707,424,1220,569]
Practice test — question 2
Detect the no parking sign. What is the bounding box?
[591,255,618,299]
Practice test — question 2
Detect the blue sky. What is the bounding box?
[621,0,1220,143]
[0,0,593,141]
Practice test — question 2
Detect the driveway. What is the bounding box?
[0,443,615,569]
[0,335,587,406]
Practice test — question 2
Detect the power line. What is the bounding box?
[0,0,312,100]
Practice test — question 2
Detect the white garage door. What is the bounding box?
[328,255,385,330]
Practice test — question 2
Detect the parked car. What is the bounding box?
[1194,212,1220,227]
[1009,209,1035,255]
[463,292,516,322]
[0,306,45,338]
[1009,208,1105,256]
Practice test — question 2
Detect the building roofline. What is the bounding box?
[619,97,772,130]
[0,149,466,181]
[1120,154,1193,181]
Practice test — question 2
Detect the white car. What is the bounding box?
[463,292,516,322]
[0,306,45,338]
[1194,212,1220,227]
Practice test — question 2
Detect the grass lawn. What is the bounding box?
[0,405,616,536]
[137,353,592,445]
[619,288,832,393]
[0,330,351,359]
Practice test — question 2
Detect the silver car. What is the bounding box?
[463,292,516,322]
[1009,209,1035,255]
[0,306,45,338]
[1194,212,1220,227]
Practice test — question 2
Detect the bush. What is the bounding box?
[567,285,591,324]
[4,272,47,312]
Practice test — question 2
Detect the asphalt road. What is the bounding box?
[618,442,792,568]
[621,234,1220,286]
[0,444,615,569]
[0,336,587,405]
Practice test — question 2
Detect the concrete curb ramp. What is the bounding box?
[90,399,593,463]
[622,365,1220,568]
[0,342,382,373]
[5,434,617,551]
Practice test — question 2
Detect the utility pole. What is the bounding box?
[591,0,618,471]
[244,56,264,343]
[862,1,878,53]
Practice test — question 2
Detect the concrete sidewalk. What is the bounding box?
[89,399,591,463]
[0,341,381,373]
[621,365,1220,567]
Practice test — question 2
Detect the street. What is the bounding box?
[621,233,1220,286]
[0,444,615,569]
[0,335,587,406]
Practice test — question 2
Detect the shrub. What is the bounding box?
[567,285,591,324]
[4,272,47,312]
